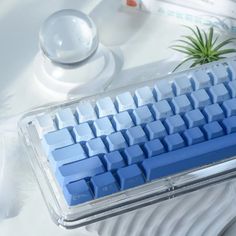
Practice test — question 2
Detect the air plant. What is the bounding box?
[171,26,236,71]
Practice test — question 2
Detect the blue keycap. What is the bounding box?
[222,116,236,134]
[144,120,167,140]
[202,122,224,140]
[183,127,205,145]
[123,145,145,165]
[56,156,105,186]
[209,64,229,84]
[222,98,236,117]
[173,76,192,96]
[91,172,119,198]
[164,115,186,134]
[154,80,174,100]
[55,108,77,129]
[95,97,117,118]
[76,102,97,123]
[49,143,87,170]
[86,138,107,157]
[190,89,211,109]
[125,126,148,146]
[103,151,126,171]
[227,80,236,97]
[163,133,185,151]
[151,100,173,120]
[42,128,74,153]
[184,109,206,128]
[115,92,136,112]
[228,60,236,80]
[112,111,134,131]
[208,83,230,103]
[72,123,94,143]
[63,180,93,206]
[134,86,155,107]
[132,106,154,126]
[203,104,225,122]
[143,139,165,157]
[105,132,127,152]
[171,95,192,114]
[117,164,145,190]
[191,70,211,90]
[93,117,115,137]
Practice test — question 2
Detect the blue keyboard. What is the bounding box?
[29,58,236,208]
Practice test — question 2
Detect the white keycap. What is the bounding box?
[55,108,77,129]
[154,80,174,101]
[209,64,229,84]
[76,102,97,123]
[134,86,155,107]
[34,114,56,139]
[228,60,236,80]
[93,117,115,137]
[191,69,211,90]
[95,97,117,118]
[115,92,136,112]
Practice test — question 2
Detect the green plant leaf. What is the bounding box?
[173,56,196,72]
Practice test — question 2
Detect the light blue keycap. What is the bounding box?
[63,180,93,206]
[112,111,134,131]
[173,76,192,96]
[145,120,167,140]
[86,138,107,157]
[190,89,211,109]
[117,164,145,190]
[222,116,236,134]
[93,117,115,137]
[55,108,77,129]
[228,60,236,80]
[203,122,224,140]
[134,86,155,107]
[123,145,145,165]
[132,106,154,126]
[91,172,119,198]
[154,80,174,101]
[184,109,206,128]
[222,98,236,117]
[164,115,186,134]
[115,92,136,112]
[151,100,173,120]
[209,64,229,84]
[203,104,225,122]
[42,128,74,153]
[208,83,230,103]
[125,126,148,146]
[49,143,87,170]
[227,80,236,97]
[76,102,97,123]
[191,69,211,90]
[183,127,205,145]
[103,151,126,171]
[72,123,94,143]
[105,132,127,152]
[144,139,165,157]
[171,95,192,114]
[56,156,105,186]
[163,133,185,151]
[95,97,117,118]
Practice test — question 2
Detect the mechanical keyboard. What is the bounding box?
[19,57,236,228]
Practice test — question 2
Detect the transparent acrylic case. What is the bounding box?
[18,57,236,229]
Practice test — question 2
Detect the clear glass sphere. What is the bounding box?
[39,9,99,64]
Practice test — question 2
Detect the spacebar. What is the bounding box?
[142,133,236,181]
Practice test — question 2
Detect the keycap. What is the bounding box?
[134,86,155,106]
[142,132,236,181]
[173,75,192,95]
[190,89,211,109]
[227,60,236,80]
[55,108,77,129]
[131,106,154,126]
[103,151,126,171]
[117,164,145,190]
[222,116,236,134]
[208,83,230,103]
[63,180,93,206]
[56,156,105,186]
[42,128,74,153]
[86,138,107,157]
[184,109,206,128]
[93,117,115,137]
[143,139,165,157]
[222,98,236,117]
[203,104,225,122]
[154,80,174,100]
[151,100,173,120]
[76,102,97,123]
[209,64,229,84]
[115,92,136,112]
[144,120,167,140]
[123,145,145,165]
[163,133,185,151]
[105,132,127,152]
[95,97,117,118]
[72,123,94,143]
[164,115,186,134]
[227,80,236,97]
[91,172,119,198]
[125,126,148,145]
[183,127,205,145]
[202,122,224,140]
[191,69,211,90]
[171,95,192,114]
[49,143,87,170]
[112,111,134,131]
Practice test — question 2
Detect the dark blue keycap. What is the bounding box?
[103,151,126,171]
[184,109,206,128]
[123,145,145,165]
[163,133,185,151]
[203,104,225,122]
[222,98,236,117]
[125,126,148,146]
[222,116,236,134]
[105,132,127,152]
[183,127,205,145]
[151,100,173,120]
[190,89,211,109]
[171,95,192,114]
[132,106,154,126]
[164,115,186,134]
[142,132,236,181]
[202,122,224,140]
[91,172,119,198]
[117,164,145,190]
[63,180,93,206]
[208,83,230,103]
[143,139,165,157]
[145,120,167,140]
